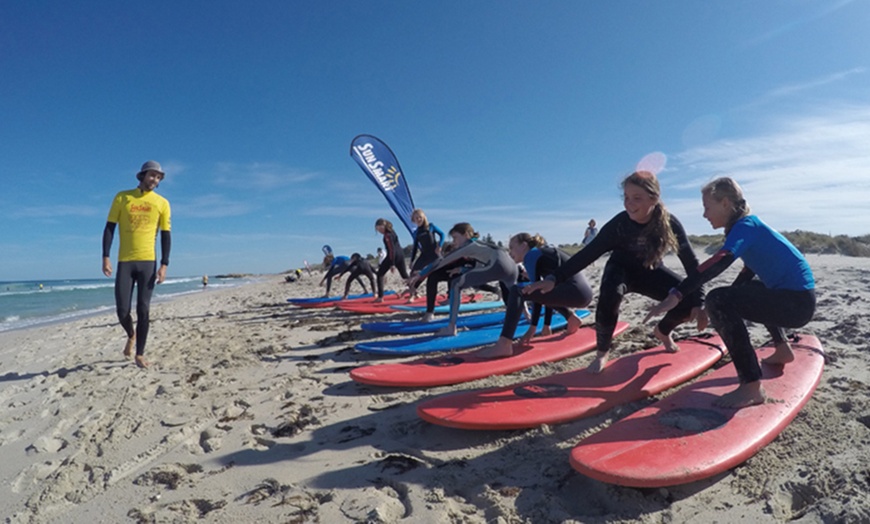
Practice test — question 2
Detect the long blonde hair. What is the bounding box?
[702,177,751,235]
[510,232,546,250]
[623,171,677,268]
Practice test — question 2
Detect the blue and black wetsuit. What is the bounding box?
[672,215,815,384]
[501,246,593,339]
[377,229,409,298]
[551,211,703,354]
[410,223,445,273]
[324,256,351,295]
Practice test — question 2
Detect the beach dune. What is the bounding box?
[0,256,868,523]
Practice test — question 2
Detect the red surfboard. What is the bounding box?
[350,322,628,388]
[417,333,724,430]
[294,292,401,309]
[569,333,824,488]
[338,293,481,314]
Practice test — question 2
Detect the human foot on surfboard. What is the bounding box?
[715,380,766,408]
[475,337,516,359]
[587,351,609,374]
[435,325,457,337]
[762,341,796,365]
[654,326,680,353]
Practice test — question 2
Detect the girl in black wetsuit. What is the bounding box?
[374,218,409,301]
[525,171,707,373]
[337,253,377,299]
[479,233,594,358]
[409,209,445,272]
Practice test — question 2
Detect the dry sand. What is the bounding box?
[1,255,868,523]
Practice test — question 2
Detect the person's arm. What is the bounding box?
[157,230,171,284]
[644,248,736,322]
[102,222,116,277]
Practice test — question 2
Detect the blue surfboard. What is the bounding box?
[288,292,373,304]
[362,311,507,335]
[390,300,504,314]
[355,314,571,355]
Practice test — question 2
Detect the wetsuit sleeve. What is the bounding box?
[732,266,756,286]
[432,224,445,247]
[419,241,476,278]
[102,222,116,258]
[675,249,736,297]
[160,230,171,266]
[552,220,614,283]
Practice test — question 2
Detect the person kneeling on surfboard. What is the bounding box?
[478,233,594,358]
[644,177,816,409]
[525,171,707,373]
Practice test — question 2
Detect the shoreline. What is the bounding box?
[0,256,868,523]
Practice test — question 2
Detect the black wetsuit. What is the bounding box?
[377,229,409,297]
[502,246,593,339]
[410,223,444,272]
[671,215,815,384]
[339,257,376,296]
[551,211,703,354]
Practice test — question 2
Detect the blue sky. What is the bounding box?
[2,1,868,280]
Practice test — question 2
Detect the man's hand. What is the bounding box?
[157,264,168,284]
[102,257,113,277]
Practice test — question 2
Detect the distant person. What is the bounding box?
[582,219,598,246]
[525,171,706,373]
[374,218,409,302]
[376,247,386,266]
[337,253,377,299]
[319,254,352,296]
[102,160,172,369]
[645,177,815,408]
[202,275,208,288]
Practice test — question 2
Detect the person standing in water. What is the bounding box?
[102,161,172,368]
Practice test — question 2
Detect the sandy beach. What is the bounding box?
[1,254,868,524]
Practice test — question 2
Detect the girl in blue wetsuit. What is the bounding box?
[525,171,707,373]
[374,218,410,301]
[479,233,594,358]
[319,255,354,296]
[645,177,815,408]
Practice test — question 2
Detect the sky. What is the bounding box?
[2,1,869,281]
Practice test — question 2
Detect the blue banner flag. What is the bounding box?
[350,135,416,236]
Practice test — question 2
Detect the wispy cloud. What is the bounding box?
[766,68,866,99]
[173,193,255,218]
[213,162,319,190]
[670,104,870,235]
[11,204,101,219]
[744,0,858,47]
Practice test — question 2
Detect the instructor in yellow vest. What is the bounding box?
[102,160,172,368]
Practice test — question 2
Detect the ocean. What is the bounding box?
[0,275,263,333]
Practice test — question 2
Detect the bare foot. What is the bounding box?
[654,326,679,353]
[566,313,582,335]
[123,334,136,359]
[435,325,457,337]
[476,338,514,359]
[762,341,795,365]
[420,312,435,323]
[714,382,765,408]
[587,351,609,374]
[373,297,384,303]
[134,355,149,369]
